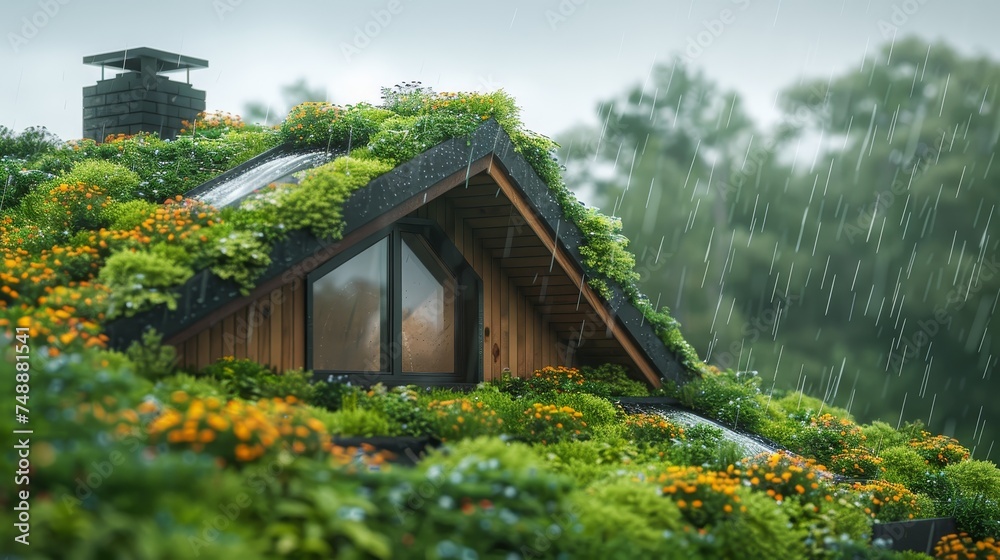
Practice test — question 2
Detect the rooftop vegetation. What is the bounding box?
[1,85,699,373]
[1,90,997,558]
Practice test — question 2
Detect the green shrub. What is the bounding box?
[199,356,272,396]
[770,391,854,422]
[66,134,254,200]
[880,445,933,488]
[579,362,649,396]
[830,447,885,479]
[124,329,177,381]
[30,181,112,233]
[576,208,640,299]
[258,155,393,240]
[60,159,141,200]
[99,248,193,317]
[0,347,152,452]
[419,436,543,475]
[197,358,314,402]
[362,436,579,558]
[218,129,282,166]
[757,415,801,445]
[245,458,392,559]
[909,431,971,467]
[308,376,360,412]
[948,496,1000,540]
[322,406,393,437]
[424,397,503,442]
[791,496,875,558]
[261,369,316,401]
[624,412,686,446]
[280,102,392,149]
[367,112,481,165]
[102,199,157,230]
[710,489,807,560]
[667,423,745,469]
[320,153,395,188]
[910,469,958,507]
[152,373,231,401]
[466,382,523,428]
[360,384,431,437]
[850,480,928,522]
[863,420,909,450]
[945,460,1000,502]
[0,453,267,560]
[0,125,61,158]
[499,364,650,400]
[670,369,766,433]
[567,481,692,559]
[543,391,618,427]
[0,157,52,211]
[823,540,928,560]
[204,228,271,294]
[539,438,644,485]
[496,364,583,396]
[517,402,591,444]
[783,413,867,466]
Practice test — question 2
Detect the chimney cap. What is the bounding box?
[83,47,209,73]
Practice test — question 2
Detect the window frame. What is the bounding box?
[306,218,482,385]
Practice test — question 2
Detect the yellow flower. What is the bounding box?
[234,422,251,441]
[235,444,253,462]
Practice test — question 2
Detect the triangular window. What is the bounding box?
[307,219,481,383]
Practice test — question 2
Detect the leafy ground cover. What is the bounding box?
[2,343,998,558]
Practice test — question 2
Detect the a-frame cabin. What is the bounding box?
[107,120,687,387]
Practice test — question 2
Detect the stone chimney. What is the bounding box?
[82,47,208,141]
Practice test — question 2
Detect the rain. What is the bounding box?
[1,0,998,556]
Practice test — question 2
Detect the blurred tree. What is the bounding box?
[559,58,758,359]
[243,78,327,125]
[561,39,998,451]
[778,37,999,449]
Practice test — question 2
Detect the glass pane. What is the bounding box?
[312,238,387,371]
[401,233,456,373]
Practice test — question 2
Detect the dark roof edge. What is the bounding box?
[105,119,687,384]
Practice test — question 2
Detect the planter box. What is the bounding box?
[330,436,441,466]
[872,517,956,554]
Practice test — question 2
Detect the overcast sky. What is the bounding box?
[2,0,999,142]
